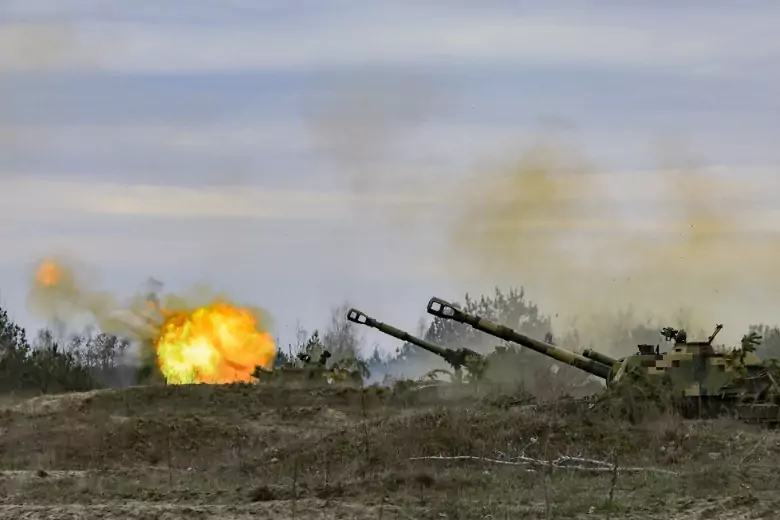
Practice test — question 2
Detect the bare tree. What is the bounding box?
[321,302,364,360]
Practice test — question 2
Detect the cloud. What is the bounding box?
[1,0,330,24]
[1,166,776,221]
[0,122,307,156]
[0,176,463,228]
[0,4,778,74]
[0,178,346,220]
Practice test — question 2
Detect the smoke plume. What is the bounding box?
[448,136,777,348]
[27,256,276,381]
[308,75,779,350]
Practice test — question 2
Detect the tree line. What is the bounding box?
[2,288,780,395]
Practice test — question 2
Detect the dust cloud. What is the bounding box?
[448,136,779,349]
[306,72,779,351]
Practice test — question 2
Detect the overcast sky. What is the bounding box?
[2,1,779,353]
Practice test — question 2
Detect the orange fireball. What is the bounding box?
[155,301,276,384]
[36,259,64,287]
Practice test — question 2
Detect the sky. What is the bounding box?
[2,1,780,354]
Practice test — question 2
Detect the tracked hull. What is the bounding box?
[677,397,780,425]
[514,395,780,426]
[733,403,780,424]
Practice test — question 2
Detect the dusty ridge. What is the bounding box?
[0,383,777,519]
[0,500,392,520]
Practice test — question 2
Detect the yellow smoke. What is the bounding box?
[306,73,780,350]
[448,137,777,349]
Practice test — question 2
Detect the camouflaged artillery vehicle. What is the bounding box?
[347,307,602,396]
[427,296,780,423]
[251,349,365,387]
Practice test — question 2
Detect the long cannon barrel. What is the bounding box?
[582,349,619,366]
[426,297,612,380]
[347,308,482,370]
[347,308,450,357]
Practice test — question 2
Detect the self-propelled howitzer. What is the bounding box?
[427,296,780,423]
[347,308,482,374]
[426,297,613,380]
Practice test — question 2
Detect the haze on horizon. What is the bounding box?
[2,1,780,354]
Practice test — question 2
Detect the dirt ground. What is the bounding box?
[1,382,779,519]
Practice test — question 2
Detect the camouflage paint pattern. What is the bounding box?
[612,326,777,400]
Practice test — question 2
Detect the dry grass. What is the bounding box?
[1,382,779,519]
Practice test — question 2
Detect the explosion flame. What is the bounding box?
[36,259,65,287]
[29,258,277,385]
[154,302,276,384]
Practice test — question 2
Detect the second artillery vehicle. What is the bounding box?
[347,307,602,396]
[427,296,780,423]
[347,308,483,381]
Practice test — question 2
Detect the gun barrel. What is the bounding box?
[582,349,619,366]
[426,297,612,380]
[347,308,452,358]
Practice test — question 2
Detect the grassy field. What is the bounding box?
[1,382,779,519]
